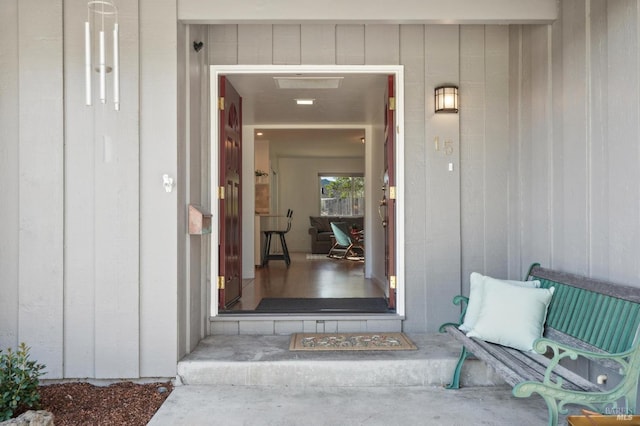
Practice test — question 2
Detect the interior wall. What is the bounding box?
[276,157,365,252]
[208,24,510,332]
[509,0,640,285]
[246,128,381,278]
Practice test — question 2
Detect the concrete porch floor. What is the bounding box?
[149,333,571,425]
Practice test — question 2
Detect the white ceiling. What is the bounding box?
[226,73,385,156]
[257,128,366,157]
[226,73,387,126]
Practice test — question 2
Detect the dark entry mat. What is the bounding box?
[254,297,389,313]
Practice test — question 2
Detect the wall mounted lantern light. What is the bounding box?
[85,0,120,111]
[434,85,458,113]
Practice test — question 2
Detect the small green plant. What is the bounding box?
[0,343,46,421]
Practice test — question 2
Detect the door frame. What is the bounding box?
[209,64,405,317]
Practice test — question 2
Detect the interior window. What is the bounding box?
[319,175,364,216]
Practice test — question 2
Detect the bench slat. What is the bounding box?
[567,290,587,336]
[544,328,623,372]
[537,277,640,353]
[473,340,546,380]
[444,326,523,387]
[559,286,578,332]
[530,265,640,303]
[618,304,640,352]
[500,346,600,392]
[573,291,592,337]
[445,326,600,392]
[602,299,624,350]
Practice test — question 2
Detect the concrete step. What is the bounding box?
[177,333,504,387]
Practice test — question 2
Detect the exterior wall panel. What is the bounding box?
[559,0,589,274]
[336,25,365,65]
[208,23,509,332]
[510,0,640,287]
[17,0,65,379]
[606,0,640,285]
[421,25,462,332]
[399,25,426,321]
[588,0,609,280]
[364,25,400,65]
[0,0,20,352]
[483,25,510,278]
[139,0,179,378]
[460,25,487,289]
[273,25,301,65]
[209,24,238,65]
[301,25,336,64]
[238,25,272,64]
[63,0,97,378]
[529,25,553,267]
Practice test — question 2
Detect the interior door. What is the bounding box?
[381,75,397,309]
[218,76,242,309]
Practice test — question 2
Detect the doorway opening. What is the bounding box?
[210,65,405,318]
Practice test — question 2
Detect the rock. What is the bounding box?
[171,375,183,387]
[0,410,54,426]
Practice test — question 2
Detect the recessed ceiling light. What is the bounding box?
[295,99,314,105]
[274,77,343,89]
[256,132,263,136]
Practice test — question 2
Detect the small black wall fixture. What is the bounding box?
[434,85,459,113]
[193,41,204,52]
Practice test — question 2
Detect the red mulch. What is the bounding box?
[37,381,172,426]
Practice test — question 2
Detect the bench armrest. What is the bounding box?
[438,295,469,332]
[532,337,638,386]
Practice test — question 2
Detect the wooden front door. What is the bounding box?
[381,75,397,309]
[218,76,242,309]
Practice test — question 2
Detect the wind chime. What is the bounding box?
[85,0,119,111]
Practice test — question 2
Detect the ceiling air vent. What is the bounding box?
[273,76,343,89]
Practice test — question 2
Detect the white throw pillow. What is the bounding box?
[466,278,555,352]
[459,272,540,333]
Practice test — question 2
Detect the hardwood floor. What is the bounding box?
[225,252,385,311]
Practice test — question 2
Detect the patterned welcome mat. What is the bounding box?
[289,333,417,351]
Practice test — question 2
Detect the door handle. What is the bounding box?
[378,198,387,228]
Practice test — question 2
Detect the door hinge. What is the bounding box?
[389,97,396,111]
[390,275,397,289]
[389,186,396,200]
[218,97,225,110]
[218,186,225,199]
[217,276,225,290]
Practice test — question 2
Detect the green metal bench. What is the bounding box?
[439,263,640,426]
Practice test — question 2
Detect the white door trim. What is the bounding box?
[209,64,405,317]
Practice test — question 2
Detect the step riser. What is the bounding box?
[177,359,504,387]
[210,317,403,335]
